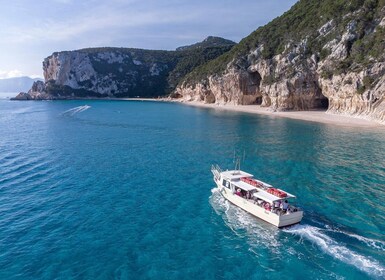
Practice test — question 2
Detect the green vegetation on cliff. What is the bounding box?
[182,0,385,85]
[168,45,234,88]
[176,36,236,51]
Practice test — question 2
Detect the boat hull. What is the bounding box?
[218,185,303,228]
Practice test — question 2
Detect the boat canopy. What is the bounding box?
[233,180,257,192]
[221,170,253,181]
[253,190,296,204]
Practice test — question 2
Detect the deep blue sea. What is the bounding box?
[0,99,384,279]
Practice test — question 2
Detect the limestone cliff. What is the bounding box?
[42,48,177,98]
[175,0,385,123]
[16,37,235,100]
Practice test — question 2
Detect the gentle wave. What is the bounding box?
[284,224,385,279]
[61,105,91,116]
[0,151,54,184]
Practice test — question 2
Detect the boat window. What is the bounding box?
[222,180,230,189]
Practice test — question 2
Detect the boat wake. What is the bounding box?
[210,187,385,278]
[209,187,282,256]
[324,225,385,252]
[284,224,385,279]
[61,105,91,116]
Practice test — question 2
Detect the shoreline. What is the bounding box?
[7,96,383,128]
[177,101,383,128]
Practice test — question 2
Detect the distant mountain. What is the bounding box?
[0,76,42,93]
[176,36,236,51]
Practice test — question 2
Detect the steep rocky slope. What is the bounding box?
[42,48,177,98]
[175,0,385,123]
[14,37,234,100]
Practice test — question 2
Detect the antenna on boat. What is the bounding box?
[233,149,245,174]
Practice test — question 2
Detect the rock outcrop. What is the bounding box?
[175,0,385,123]
[12,81,52,100]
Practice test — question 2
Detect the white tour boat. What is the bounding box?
[211,164,303,228]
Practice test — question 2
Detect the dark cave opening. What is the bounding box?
[319,98,329,109]
[254,96,263,105]
[314,84,329,110]
[314,93,329,110]
[249,71,262,88]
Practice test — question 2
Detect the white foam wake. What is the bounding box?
[209,187,281,254]
[62,105,91,116]
[324,225,385,252]
[284,224,385,279]
[347,233,385,252]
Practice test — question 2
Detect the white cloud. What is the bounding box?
[0,69,24,79]
[0,0,298,77]
[29,74,44,79]
[0,70,42,79]
[4,2,199,45]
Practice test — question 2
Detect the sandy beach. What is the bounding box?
[178,101,383,128]
[11,95,380,128]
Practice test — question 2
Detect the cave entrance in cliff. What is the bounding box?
[253,96,262,105]
[250,71,261,88]
[315,94,329,110]
[248,71,262,105]
[312,84,329,110]
[320,98,329,109]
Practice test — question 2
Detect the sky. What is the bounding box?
[0,0,297,79]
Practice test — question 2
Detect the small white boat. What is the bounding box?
[211,164,303,228]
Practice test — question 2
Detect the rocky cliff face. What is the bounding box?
[42,49,177,98]
[175,0,385,123]
[15,37,235,100]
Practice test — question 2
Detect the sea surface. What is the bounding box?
[0,99,384,280]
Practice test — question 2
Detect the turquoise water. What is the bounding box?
[0,99,384,279]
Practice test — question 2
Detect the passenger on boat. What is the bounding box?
[271,200,280,214]
[235,189,242,196]
[273,200,281,208]
[264,202,271,211]
[281,200,289,212]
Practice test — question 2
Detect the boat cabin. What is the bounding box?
[220,170,298,214]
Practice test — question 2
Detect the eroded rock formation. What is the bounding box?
[175,1,385,123]
[12,81,52,100]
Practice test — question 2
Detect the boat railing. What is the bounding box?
[246,196,301,216]
[211,164,222,180]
